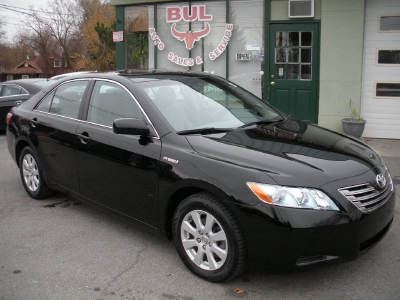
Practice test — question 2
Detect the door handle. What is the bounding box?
[270,82,275,86]
[30,118,38,128]
[77,133,92,144]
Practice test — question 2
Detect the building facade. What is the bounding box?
[111,0,400,139]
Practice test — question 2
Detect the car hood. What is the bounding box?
[185,119,386,187]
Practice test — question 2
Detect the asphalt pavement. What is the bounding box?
[0,133,399,300]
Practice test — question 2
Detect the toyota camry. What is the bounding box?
[6,70,395,282]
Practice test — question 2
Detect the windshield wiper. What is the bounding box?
[177,127,234,135]
[239,118,285,129]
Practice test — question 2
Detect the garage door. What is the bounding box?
[362,0,400,139]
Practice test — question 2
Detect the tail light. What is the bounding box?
[6,112,13,125]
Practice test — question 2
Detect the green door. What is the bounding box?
[268,23,319,124]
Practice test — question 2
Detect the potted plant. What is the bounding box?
[342,98,367,138]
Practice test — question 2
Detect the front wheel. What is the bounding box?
[172,193,247,282]
[19,146,53,199]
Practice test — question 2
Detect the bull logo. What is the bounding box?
[171,22,211,50]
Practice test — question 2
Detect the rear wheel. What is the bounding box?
[173,192,247,282]
[19,146,53,199]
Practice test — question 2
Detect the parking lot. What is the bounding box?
[0,132,399,300]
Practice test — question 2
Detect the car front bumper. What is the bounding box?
[230,188,396,268]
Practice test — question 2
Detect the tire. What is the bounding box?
[19,146,53,199]
[172,192,247,282]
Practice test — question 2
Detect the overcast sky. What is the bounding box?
[0,0,48,42]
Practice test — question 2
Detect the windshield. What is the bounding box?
[132,75,281,132]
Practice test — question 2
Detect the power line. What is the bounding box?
[0,3,79,18]
[0,4,35,17]
[0,4,45,13]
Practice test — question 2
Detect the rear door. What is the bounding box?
[75,79,161,227]
[30,79,90,192]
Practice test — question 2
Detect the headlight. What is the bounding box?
[247,182,339,211]
[385,165,394,192]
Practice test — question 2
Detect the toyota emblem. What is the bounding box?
[376,174,386,189]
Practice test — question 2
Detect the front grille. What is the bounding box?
[338,179,392,213]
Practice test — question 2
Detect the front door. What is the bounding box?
[76,80,161,227]
[268,23,319,124]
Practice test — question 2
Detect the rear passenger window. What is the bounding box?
[36,91,55,112]
[36,80,89,119]
[87,81,143,127]
[3,85,26,96]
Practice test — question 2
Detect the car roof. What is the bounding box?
[52,69,220,82]
[117,69,216,77]
[49,71,97,80]
[36,70,227,96]
[3,78,49,84]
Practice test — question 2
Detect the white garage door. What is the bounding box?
[362,0,400,139]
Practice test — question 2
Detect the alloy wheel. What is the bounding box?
[22,154,40,192]
[180,209,228,271]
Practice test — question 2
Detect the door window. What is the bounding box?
[36,91,55,112]
[35,80,89,119]
[1,85,27,96]
[87,81,143,127]
[275,31,313,80]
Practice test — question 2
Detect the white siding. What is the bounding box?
[362,0,400,139]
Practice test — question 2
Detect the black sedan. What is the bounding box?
[0,78,53,130]
[6,71,396,282]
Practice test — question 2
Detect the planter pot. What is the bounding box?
[342,118,367,138]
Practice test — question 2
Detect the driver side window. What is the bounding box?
[87,81,143,127]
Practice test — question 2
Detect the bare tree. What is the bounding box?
[17,0,85,74]
[39,0,83,68]
[7,0,114,75]
[0,42,36,72]
[18,7,60,77]
[0,20,5,41]
[0,20,6,71]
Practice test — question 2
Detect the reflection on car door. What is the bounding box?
[30,80,90,191]
[75,80,161,227]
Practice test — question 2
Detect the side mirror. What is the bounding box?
[113,118,150,136]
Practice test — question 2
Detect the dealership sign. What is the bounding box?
[149,5,233,66]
